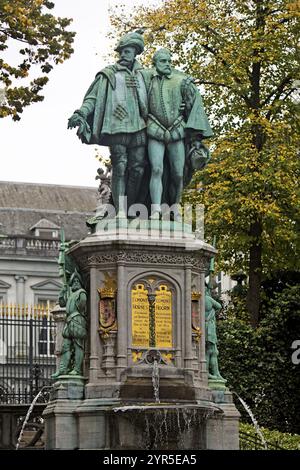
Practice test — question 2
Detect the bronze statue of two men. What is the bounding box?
[68,31,213,219]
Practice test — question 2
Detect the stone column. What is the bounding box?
[50,303,66,369]
[116,262,126,380]
[89,266,103,381]
[15,275,26,305]
[101,331,117,376]
[184,265,193,371]
[199,270,208,380]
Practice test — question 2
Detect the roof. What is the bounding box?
[30,218,61,231]
[0,181,98,240]
[0,181,97,212]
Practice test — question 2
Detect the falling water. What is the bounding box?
[163,409,169,441]
[233,392,268,450]
[176,408,185,448]
[145,414,151,448]
[113,404,221,450]
[16,385,52,450]
[152,359,160,403]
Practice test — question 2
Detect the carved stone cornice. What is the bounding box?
[78,250,211,271]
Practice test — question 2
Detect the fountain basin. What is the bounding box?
[63,398,235,450]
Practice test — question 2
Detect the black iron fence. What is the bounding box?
[239,431,285,450]
[0,304,56,404]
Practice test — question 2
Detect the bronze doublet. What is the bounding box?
[148,72,186,143]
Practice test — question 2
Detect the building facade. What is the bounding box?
[0,181,97,307]
[0,181,97,411]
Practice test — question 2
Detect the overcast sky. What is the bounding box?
[0,0,156,188]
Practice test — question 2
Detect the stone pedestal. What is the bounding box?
[206,390,240,449]
[43,377,85,449]
[44,220,240,449]
[208,377,227,391]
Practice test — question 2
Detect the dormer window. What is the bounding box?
[29,219,60,239]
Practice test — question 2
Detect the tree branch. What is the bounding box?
[263,75,293,106]
[197,80,232,88]
[201,43,252,106]
[267,88,297,120]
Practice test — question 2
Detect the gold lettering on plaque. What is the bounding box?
[131,284,150,347]
[155,285,172,348]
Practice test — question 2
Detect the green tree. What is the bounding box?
[0,0,75,120]
[218,285,300,434]
[111,0,300,326]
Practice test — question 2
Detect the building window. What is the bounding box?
[0,279,10,305]
[36,229,58,239]
[38,316,55,356]
[30,218,60,239]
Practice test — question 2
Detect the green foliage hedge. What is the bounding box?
[217,284,300,434]
[240,423,300,450]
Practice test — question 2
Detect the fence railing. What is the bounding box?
[239,431,285,450]
[0,236,59,256]
[0,304,56,404]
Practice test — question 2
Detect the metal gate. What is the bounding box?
[0,304,56,404]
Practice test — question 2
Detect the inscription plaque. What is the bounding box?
[131,282,173,349]
[155,285,172,348]
[132,284,149,347]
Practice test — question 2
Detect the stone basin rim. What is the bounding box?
[113,403,223,413]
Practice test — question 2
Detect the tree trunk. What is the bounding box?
[246,220,263,328]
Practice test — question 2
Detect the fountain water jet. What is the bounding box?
[16,385,53,450]
[152,359,160,403]
[233,392,267,449]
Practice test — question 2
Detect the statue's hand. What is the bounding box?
[68,112,84,129]
[68,112,91,142]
